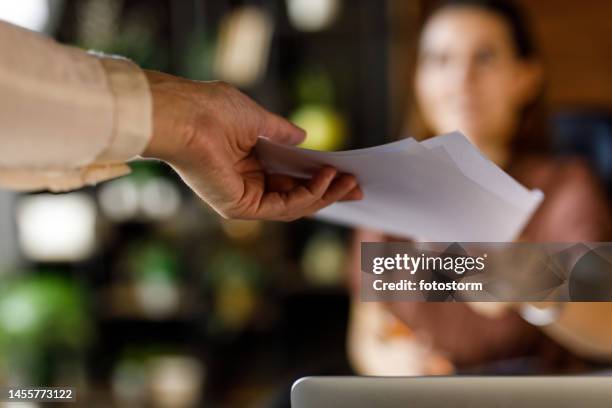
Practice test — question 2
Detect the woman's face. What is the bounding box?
[415,6,541,152]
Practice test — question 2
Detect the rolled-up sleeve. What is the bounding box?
[0,20,152,192]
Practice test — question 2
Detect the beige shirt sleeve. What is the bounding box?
[0,20,152,192]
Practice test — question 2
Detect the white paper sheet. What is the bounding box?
[255,131,543,242]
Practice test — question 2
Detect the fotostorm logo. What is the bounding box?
[372,253,487,275]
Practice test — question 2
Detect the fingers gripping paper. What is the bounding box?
[255,131,543,242]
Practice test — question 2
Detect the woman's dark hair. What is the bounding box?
[407,0,550,162]
[441,0,536,58]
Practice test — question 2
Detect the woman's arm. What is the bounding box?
[541,303,612,361]
[523,159,612,360]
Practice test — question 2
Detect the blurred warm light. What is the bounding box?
[149,356,204,408]
[113,355,204,408]
[300,231,345,286]
[134,279,180,320]
[215,275,256,330]
[291,104,346,151]
[214,6,273,87]
[16,193,96,262]
[220,219,262,241]
[98,178,140,221]
[140,178,181,220]
[0,0,50,32]
[98,177,181,222]
[287,0,341,31]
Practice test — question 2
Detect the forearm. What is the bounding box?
[540,303,612,361]
[0,22,359,217]
[0,21,151,192]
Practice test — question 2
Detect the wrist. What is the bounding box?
[141,70,194,163]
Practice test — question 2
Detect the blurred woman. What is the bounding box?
[348,0,612,376]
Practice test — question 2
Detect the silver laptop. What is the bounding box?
[291,376,612,408]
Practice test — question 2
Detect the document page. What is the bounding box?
[255,131,543,242]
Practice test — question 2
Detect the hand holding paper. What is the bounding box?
[256,131,543,241]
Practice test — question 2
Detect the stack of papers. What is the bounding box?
[255,131,543,242]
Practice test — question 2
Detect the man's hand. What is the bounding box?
[141,71,362,221]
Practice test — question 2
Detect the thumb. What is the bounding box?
[261,111,306,146]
